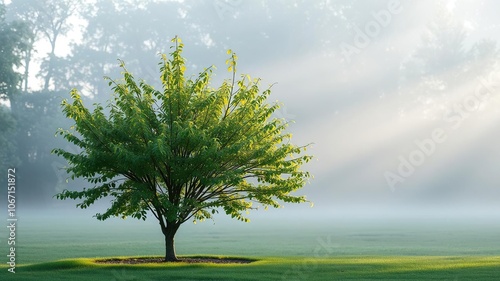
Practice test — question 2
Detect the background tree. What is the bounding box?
[14,90,73,204]
[0,3,30,177]
[2,1,81,206]
[59,0,355,99]
[0,3,31,105]
[399,6,499,119]
[7,0,79,91]
[0,106,19,174]
[54,38,312,261]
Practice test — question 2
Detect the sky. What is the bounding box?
[18,0,500,218]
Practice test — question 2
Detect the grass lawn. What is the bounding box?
[1,256,499,280]
[1,211,499,280]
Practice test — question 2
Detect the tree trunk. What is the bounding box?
[23,47,31,92]
[43,53,54,91]
[164,224,180,262]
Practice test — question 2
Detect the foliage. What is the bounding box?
[0,3,31,102]
[7,0,79,91]
[0,3,30,182]
[54,0,353,97]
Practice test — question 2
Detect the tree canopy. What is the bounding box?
[0,3,31,102]
[54,37,312,261]
[0,3,31,176]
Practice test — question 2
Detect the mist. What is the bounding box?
[2,0,500,225]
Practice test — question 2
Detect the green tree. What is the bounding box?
[54,38,312,261]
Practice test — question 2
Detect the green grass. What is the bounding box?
[1,256,499,280]
[10,213,500,264]
[1,212,499,280]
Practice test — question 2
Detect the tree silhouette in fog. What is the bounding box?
[400,6,499,119]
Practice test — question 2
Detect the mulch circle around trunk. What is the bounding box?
[95,257,255,264]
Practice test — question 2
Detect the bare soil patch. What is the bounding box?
[95,256,255,264]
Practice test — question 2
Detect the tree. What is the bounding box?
[2,3,73,204]
[59,0,356,98]
[0,3,31,104]
[7,0,79,91]
[53,38,312,261]
[0,3,30,179]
